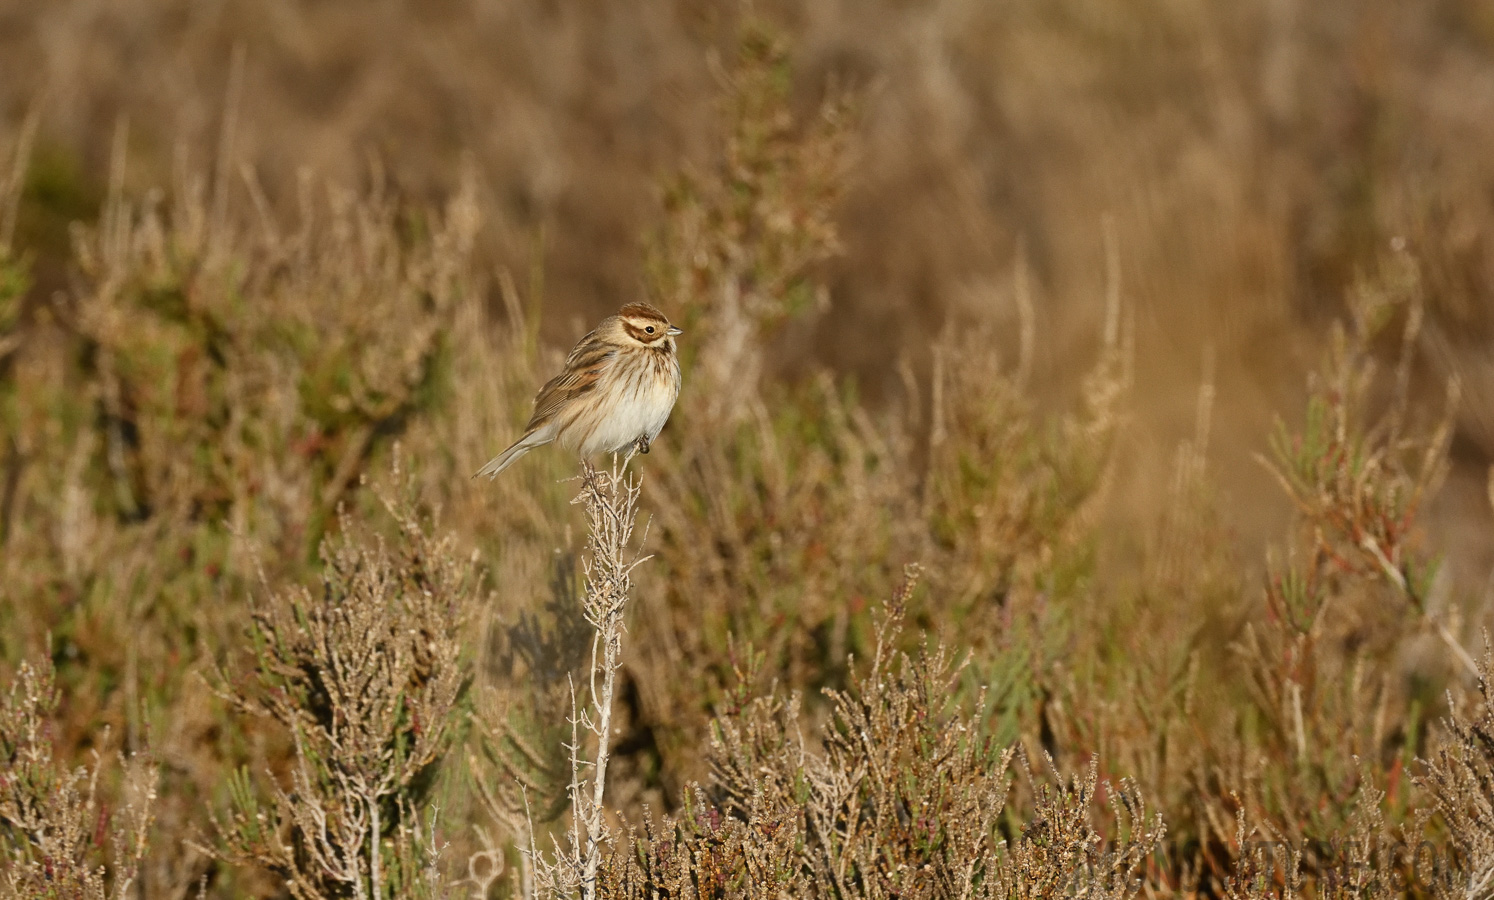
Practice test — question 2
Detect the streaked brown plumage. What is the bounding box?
[474,302,683,478]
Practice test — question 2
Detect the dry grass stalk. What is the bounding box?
[514,458,649,900]
[571,460,646,898]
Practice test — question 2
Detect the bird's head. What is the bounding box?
[614,302,683,349]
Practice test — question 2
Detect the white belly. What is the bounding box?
[558,360,679,457]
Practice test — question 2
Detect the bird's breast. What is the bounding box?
[561,351,680,456]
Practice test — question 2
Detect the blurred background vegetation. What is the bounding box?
[2,1,1494,897]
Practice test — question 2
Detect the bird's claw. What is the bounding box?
[635,435,651,455]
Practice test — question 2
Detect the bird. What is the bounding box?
[475,302,683,479]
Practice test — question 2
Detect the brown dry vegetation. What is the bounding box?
[3,2,1494,898]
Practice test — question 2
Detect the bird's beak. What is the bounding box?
[667,325,683,336]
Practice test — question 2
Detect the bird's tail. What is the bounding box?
[473,433,547,479]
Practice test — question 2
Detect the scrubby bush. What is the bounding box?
[0,654,155,900]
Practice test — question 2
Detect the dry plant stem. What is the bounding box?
[1359,532,1479,677]
[568,456,648,899]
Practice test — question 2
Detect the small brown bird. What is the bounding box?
[475,303,683,479]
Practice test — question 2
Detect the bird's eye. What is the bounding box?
[645,326,656,334]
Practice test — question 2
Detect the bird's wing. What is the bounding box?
[526,334,615,430]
